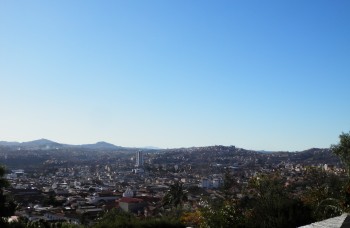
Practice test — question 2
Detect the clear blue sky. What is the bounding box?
[0,1,349,151]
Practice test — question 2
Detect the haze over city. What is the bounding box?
[1,1,349,151]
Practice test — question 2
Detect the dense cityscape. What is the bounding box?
[0,138,348,227]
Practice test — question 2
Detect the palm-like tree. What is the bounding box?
[163,181,188,208]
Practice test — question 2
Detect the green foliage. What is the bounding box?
[195,174,315,228]
[135,218,185,228]
[162,181,188,208]
[187,186,207,196]
[331,131,350,176]
[246,174,313,228]
[200,200,244,228]
[92,209,185,228]
[6,216,83,228]
[221,169,236,199]
[330,131,350,210]
[0,166,10,188]
[93,209,133,228]
[0,166,17,227]
[301,168,344,220]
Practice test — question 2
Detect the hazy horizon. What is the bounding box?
[0,137,336,152]
[1,1,349,151]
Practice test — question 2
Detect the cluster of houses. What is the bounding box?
[4,152,226,225]
[3,149,344,225]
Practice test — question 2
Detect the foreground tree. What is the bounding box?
[331,131,350,176]
[162,181,188,209]
[0,166,16,227]
[301,168,344,221]
[245,174,313,228]
[93,209,185,228]
[199,199,244,228]
[331,131,350,211]
[221,169,237,199]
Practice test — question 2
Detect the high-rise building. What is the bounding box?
[136,151,143,167]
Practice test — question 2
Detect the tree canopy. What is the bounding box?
[162,181,188,208]
[332,131,350,176]
[0,166,16,227]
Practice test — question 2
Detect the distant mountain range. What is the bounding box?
[0,139,330,155]
[0,139,164,151]
[0,139,124,150]
[0,139,340,170]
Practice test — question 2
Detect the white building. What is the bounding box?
[136,151,144,167]
[123,187,134,198]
